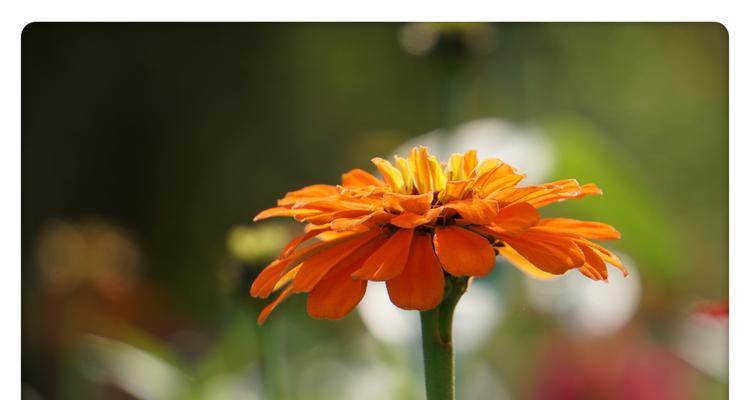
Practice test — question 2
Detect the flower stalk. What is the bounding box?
[420,275,469,400]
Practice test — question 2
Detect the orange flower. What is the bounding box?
[251,146,627,324]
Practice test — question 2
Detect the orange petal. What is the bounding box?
[485,185,545,203]
[390,208,442,229]
[492,180,578,207]
[280,227,330,258]
[524,181,603,208]
[382,192,433,214]
[352,229,414,281]
[336,184,387,199]
[272,265,302,291]
[537,218,620,240]
[258,285,294,325]
[253,206,321,221]
[251,231,364,298]
[277,184,338,206]
[500,230,585,275]
[443,198,499,225]
[578,243,608,281]
[292,231,384,292]
[330,211,394,232]
[583,240,629,276]
[300,208,374,225]
[462,150,478,177]
[433,226,496,277]
[371,157,405,193]
[386,233,445,310]
[442,179,472,202]
[491,202,540,233]
[474,159,525,195]
[342,168,384,187]
[292,198,376,212]
[578,263,605,281]
[250,259,290,298]
[306,252,369,320]
[497,244,557,280]
[315,229,357,241]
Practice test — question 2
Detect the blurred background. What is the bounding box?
[22,23,727,399]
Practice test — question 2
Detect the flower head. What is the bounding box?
[251,146,627,324]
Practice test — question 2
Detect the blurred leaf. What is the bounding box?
[540,115,687,285]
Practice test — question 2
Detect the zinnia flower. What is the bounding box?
[251,146,627,324]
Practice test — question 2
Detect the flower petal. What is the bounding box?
[390,208,442,229]
[386,233,445,310]
[280,227,330,258]
[446,153,465,181]
[250,259,290,298]
[382,192,433,214]
[306,253,369,320]
[272,265,301,291]
[253,207,321,221]
[582,240,629,276]
[433,226,496,277]
[578,263,606,281]
[500,230,585,274]
[516,180,603,208]
[492,202,540,233]
[352,229,414,281]
[330,211,393,232]
[428,155,447,194]
[300,208,374,225]
[462,150,478,177]
[497,244,557,280]
[473,159,525,196]
[578,243,608,281]
[257,286,294,325]
[408,146,436,194]
[443,198,499,225]
[393,155,415,193]
[371,157,405,193]
[342,168,384,187]
[441,179,472,202]
[277,184,338,206]
[250,232,359,298]
[537,218,621,240]
[292,231,384,292]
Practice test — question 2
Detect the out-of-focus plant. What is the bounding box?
[75,310,262,400]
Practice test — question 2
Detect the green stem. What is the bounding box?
[420,276,469,400]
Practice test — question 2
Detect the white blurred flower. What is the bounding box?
[675,307,728,381]
[460,362,511,400]
[523,255,640,338]
[341,363,413,400]
[358,280,504,354]
[358,282,420,346]
[453,280,504,353]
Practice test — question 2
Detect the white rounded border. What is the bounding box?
[2,4,744,398]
